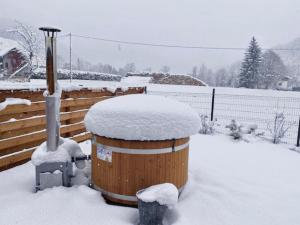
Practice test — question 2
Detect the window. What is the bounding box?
[5,62,8,68]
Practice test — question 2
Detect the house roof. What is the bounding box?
[0,37,23,57]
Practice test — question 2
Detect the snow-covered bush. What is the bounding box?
[226,120,264,142]
[267,112,292,144]
[199,115,216,134]
[245,124,258,134]
[226,119,243,139]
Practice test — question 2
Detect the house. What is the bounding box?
[125,72,207,86]
[0,37,29,80]
[276,76,291,90]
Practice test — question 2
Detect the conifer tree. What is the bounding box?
[239,37,262,88]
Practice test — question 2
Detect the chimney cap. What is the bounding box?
[39,27,61,33]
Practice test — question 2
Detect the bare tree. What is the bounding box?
[259,50,287,89]
[7,20,42,72]
[267,112,292,144]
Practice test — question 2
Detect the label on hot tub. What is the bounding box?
[97,145,112,163]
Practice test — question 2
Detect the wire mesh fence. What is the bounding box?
[148,89,300,146]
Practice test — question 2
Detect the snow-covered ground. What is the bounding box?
[1,134,300,225]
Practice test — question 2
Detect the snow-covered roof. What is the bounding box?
[84,94,200,140]
[0,37,23,57]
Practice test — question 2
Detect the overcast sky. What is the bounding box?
[1,0,300,73]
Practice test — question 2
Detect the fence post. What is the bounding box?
[297,116,300,147]
[210,88,215,121]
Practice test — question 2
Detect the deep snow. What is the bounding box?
[31,138,85,169]
[136,183,178,208]
[84,94,200,140]
[1,134,300,225]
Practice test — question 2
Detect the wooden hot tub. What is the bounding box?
[85,94,200,206]
[91,135,189,205]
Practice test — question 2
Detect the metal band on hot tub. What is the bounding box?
[93,139,189,155]
[93,184,185,202]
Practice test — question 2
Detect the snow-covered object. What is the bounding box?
[199,115,215,134]
[31,138,86,169]
[0,98,31,111]
[136,183,178,208]
[84,94,200,141]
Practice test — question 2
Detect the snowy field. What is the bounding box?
[1,133,300,225]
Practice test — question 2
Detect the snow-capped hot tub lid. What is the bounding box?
[84,94,200,141]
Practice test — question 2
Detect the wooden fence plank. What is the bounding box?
[0,148,35,171]
[0,96,110,116]
[0,110,87,133]
[0,122,85,152]
[72,132,92,143]
[1,125,46,139]
[0,110,46,123]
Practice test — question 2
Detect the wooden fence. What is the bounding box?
[0,87,145,171]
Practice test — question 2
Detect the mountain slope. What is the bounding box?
[275,38,300,68]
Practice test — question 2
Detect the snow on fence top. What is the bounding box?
[0,79,131,92]
[0,98,31,111]
[84,94,201,140]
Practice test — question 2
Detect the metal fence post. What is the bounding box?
[297,116,300,147]
[210,88,215,121]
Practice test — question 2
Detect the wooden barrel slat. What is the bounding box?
[92,135,189,206]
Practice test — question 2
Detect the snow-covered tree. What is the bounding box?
[259,50,287,89]
[118,63,136,76]
[161,65,170,73]
[192,66,197,77]
[144,67,152,72]
[7,20,42,73]
[227,62,241,87]
[197,64,214,86]
[123,63,136,73]
[214,68,228,87]
[239,37,262,89]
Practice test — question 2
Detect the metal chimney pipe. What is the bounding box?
[39,27,61,152]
